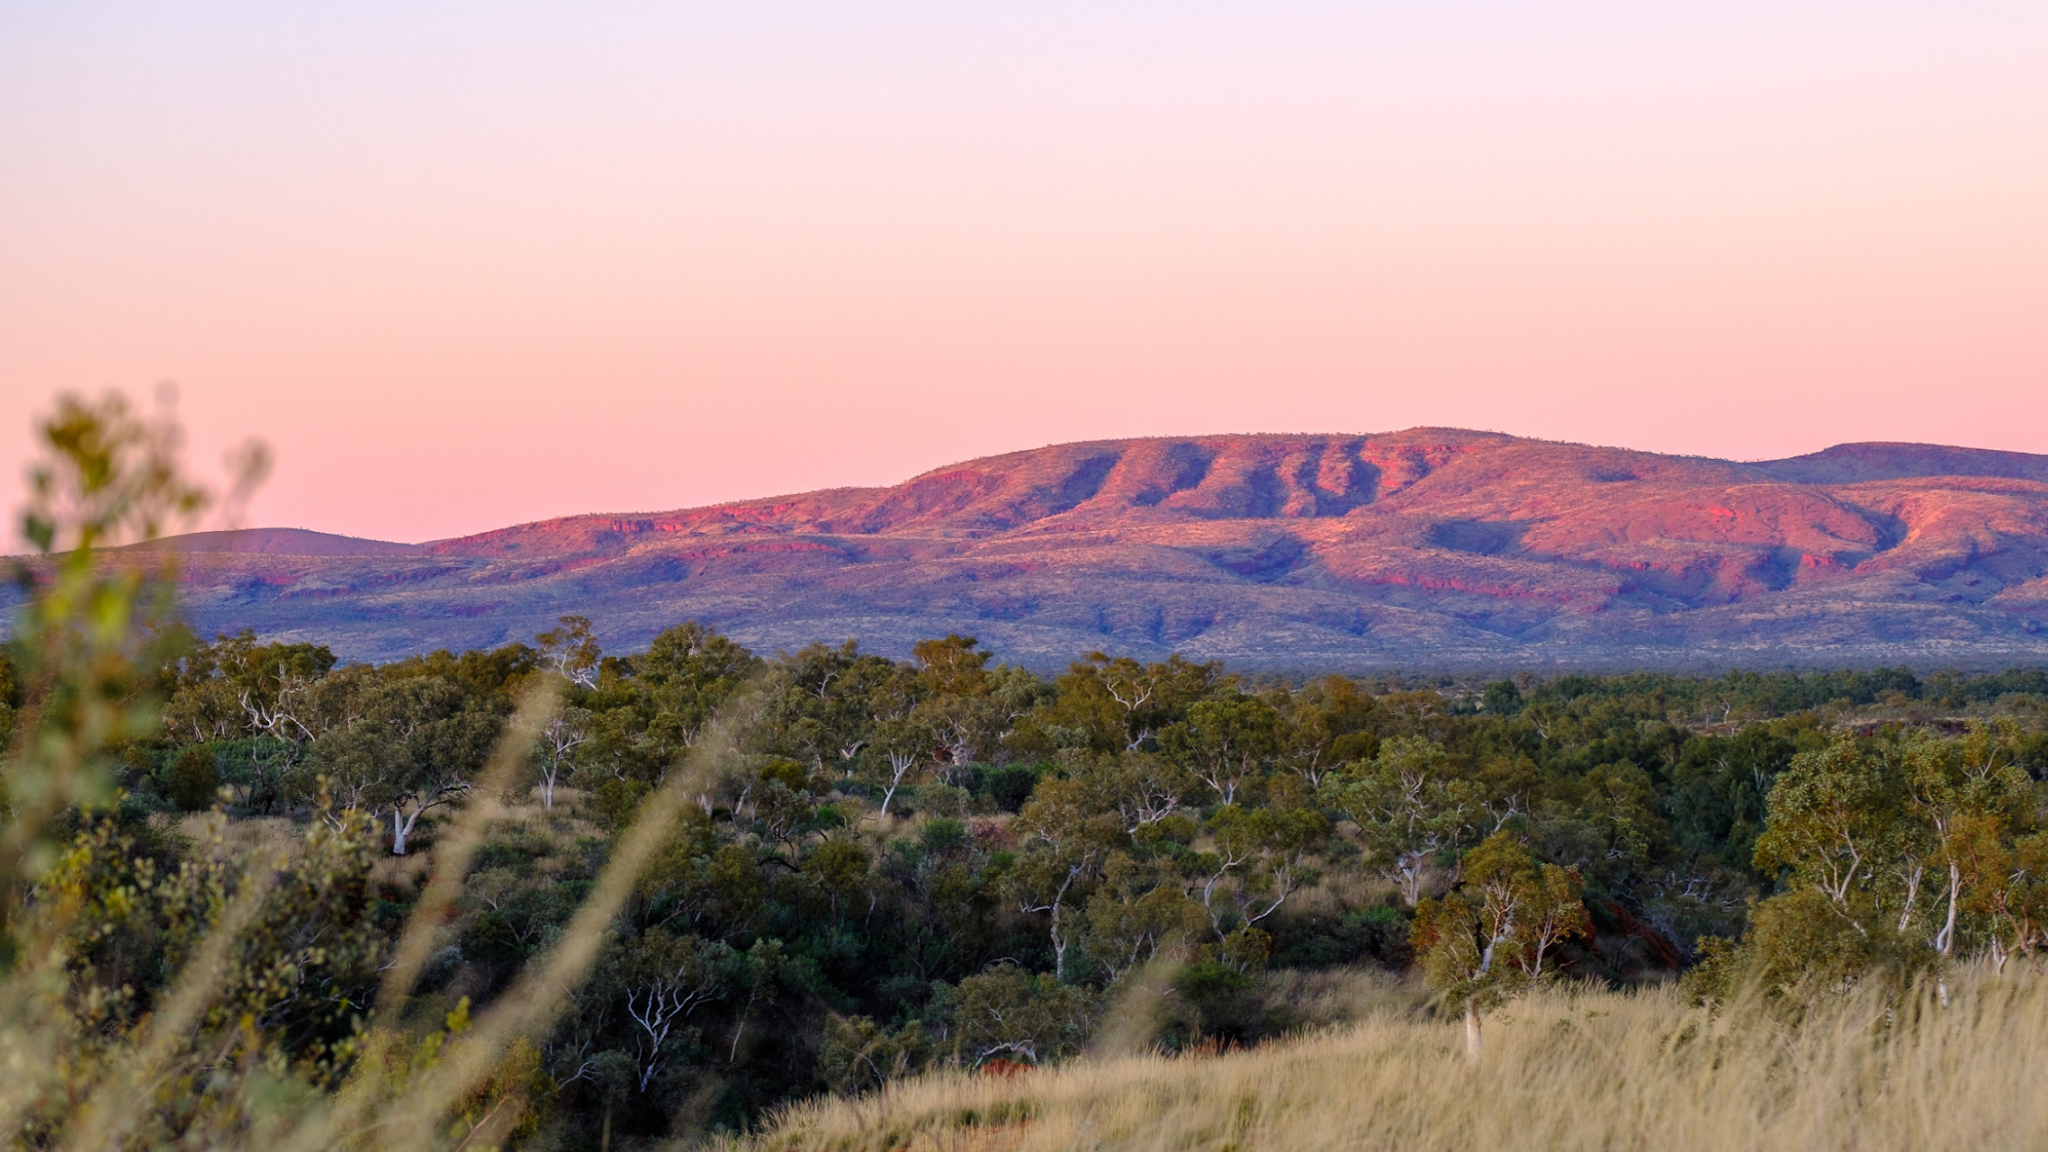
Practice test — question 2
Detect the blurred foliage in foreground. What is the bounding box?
[6,392,2048,1148]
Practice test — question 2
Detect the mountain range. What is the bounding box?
[40,429,2048,670]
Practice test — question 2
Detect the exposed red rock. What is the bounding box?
[67,430,2048,668]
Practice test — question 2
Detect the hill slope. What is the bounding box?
[740,978,2048,1152]
[58,430,2048,667]
[112,527,423,557]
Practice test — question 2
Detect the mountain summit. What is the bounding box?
[91,430,2048,668]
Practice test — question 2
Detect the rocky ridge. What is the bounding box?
[52,430,2048,669]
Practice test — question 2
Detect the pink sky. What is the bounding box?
[4,2,2046,544]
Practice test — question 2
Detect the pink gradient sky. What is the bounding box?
[4,2,2046,544]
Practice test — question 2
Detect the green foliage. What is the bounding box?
[163,743,219,811]
[1688,726,2048,1011]
[1320,737,1479,905]
[1481,680,1524,716]
[1173,961,1260,1042]
[301,673,500,853]
[1412,832,1590,1013]
[19,388,2048,1142]
[941,965,1100,1065]
[591,777,653,832]
[817,1015,934,1094]
[1272,905,1413,970]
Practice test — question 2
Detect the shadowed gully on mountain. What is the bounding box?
[34,430,2048,669]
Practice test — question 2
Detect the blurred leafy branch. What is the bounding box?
[0,392,566,1149]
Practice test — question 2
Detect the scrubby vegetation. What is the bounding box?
[8,393,2048,1149]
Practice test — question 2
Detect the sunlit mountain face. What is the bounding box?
[51,430,2048,670]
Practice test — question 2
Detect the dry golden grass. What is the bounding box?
[176,810,303,862]
[738,969,2048,1152]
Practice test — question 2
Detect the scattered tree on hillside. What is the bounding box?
[533,702,591,810]
[1321,737,1480,906]
[536,613,602,688]
[303,673,499,853]
[1412,832,1590,1060]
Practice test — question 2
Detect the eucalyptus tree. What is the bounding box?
[1320,736,1481,906]
[1412,831,1590,1060]
[303,672,499,853]
[1159,693,1279,805]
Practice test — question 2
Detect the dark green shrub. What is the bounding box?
[1174,962,1261,1043]
[985,764,1040,812]
[591,778,652,832]
[165,745,219,812]
[1272,905,1413,970]
[921,817,967,854]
